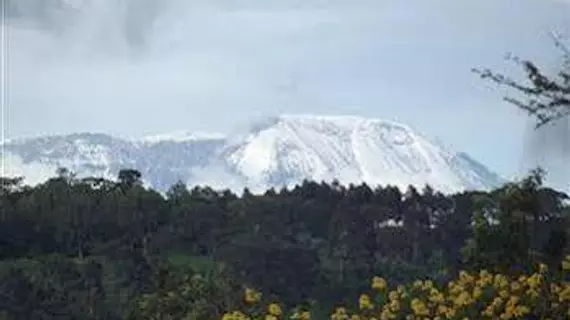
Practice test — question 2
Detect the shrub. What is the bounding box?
[222,255,570,320]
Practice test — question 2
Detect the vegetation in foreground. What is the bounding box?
[223,257,570,320]
[0,35,568,320]
[0,167,568,319]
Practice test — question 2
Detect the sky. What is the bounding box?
[4,0,570,185]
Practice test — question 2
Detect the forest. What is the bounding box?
[0,166,569,319]
[2,25,569,320]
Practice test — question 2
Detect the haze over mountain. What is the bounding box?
[2,115,503,193]
[6,0,570,187]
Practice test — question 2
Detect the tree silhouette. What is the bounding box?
[118,169,143,189]
[473,33,570,128]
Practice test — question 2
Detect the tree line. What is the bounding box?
[0,30,568,320]
[0,167,568,319]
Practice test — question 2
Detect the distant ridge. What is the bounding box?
[2,114,504,193]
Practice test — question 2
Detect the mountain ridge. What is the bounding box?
[2,114,504,193]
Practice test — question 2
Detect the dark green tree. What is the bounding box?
[118,169,143,189]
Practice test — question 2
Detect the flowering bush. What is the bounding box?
[222,255,570,320]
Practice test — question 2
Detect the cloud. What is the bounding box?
[189,163,247,193]
[6,0,570,184]
[3,153,56,185]
[8,0,358,134]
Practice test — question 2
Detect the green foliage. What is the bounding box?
[0,167,568,319]
[126,261,238,320]
[461,169,569,274]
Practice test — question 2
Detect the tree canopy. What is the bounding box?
[0,167,568,319]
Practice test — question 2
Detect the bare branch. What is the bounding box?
[473,35,570,128]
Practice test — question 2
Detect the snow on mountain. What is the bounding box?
[140,131,226,145]
[2,132,225,191]
[222,115,503,193]
[1,115,504,193]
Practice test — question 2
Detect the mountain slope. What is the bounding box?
[221,115,503,193]
[3,132,226,191]
[2,115,504,193]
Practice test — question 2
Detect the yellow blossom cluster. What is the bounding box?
[222,256,570,320]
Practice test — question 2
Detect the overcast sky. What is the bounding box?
[5,0,570,183]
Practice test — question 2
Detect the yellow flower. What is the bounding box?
[452,291,473,308]
[513,305,530,317]
[388,290,399,301]
[396,285,407,298]
[413,280,423,289]
[510,281,522,292]
[331,307,348,320]
[562,259,570,271]
[481,306,494,317]
[380,309,396,320]
[292,311,311,320]
[244,288,261,304]
[498,290,509,299]
[491,296,504,307]
[458,270,474,284]
[268,303,282,316]
[436,305,449,316]
[479,269,491,279]
[388,299,400,312]
[525,273,543,289]
[372,276,388,291]
[333,307,347,316]
[410,298,429,316]
[359,294,374,310]
[493,274,509,289]
[558,285,570,301]
[227,261,570,320]
[472,287,483,300]
[222,311,250,320]
[506,296,520,308]
[428,289,445,304]
[441,306,456,319]
[448,282,464,296]
[526,288,539,299]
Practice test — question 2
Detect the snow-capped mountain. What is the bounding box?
[3,132,225,191]
[2,115,504,193]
